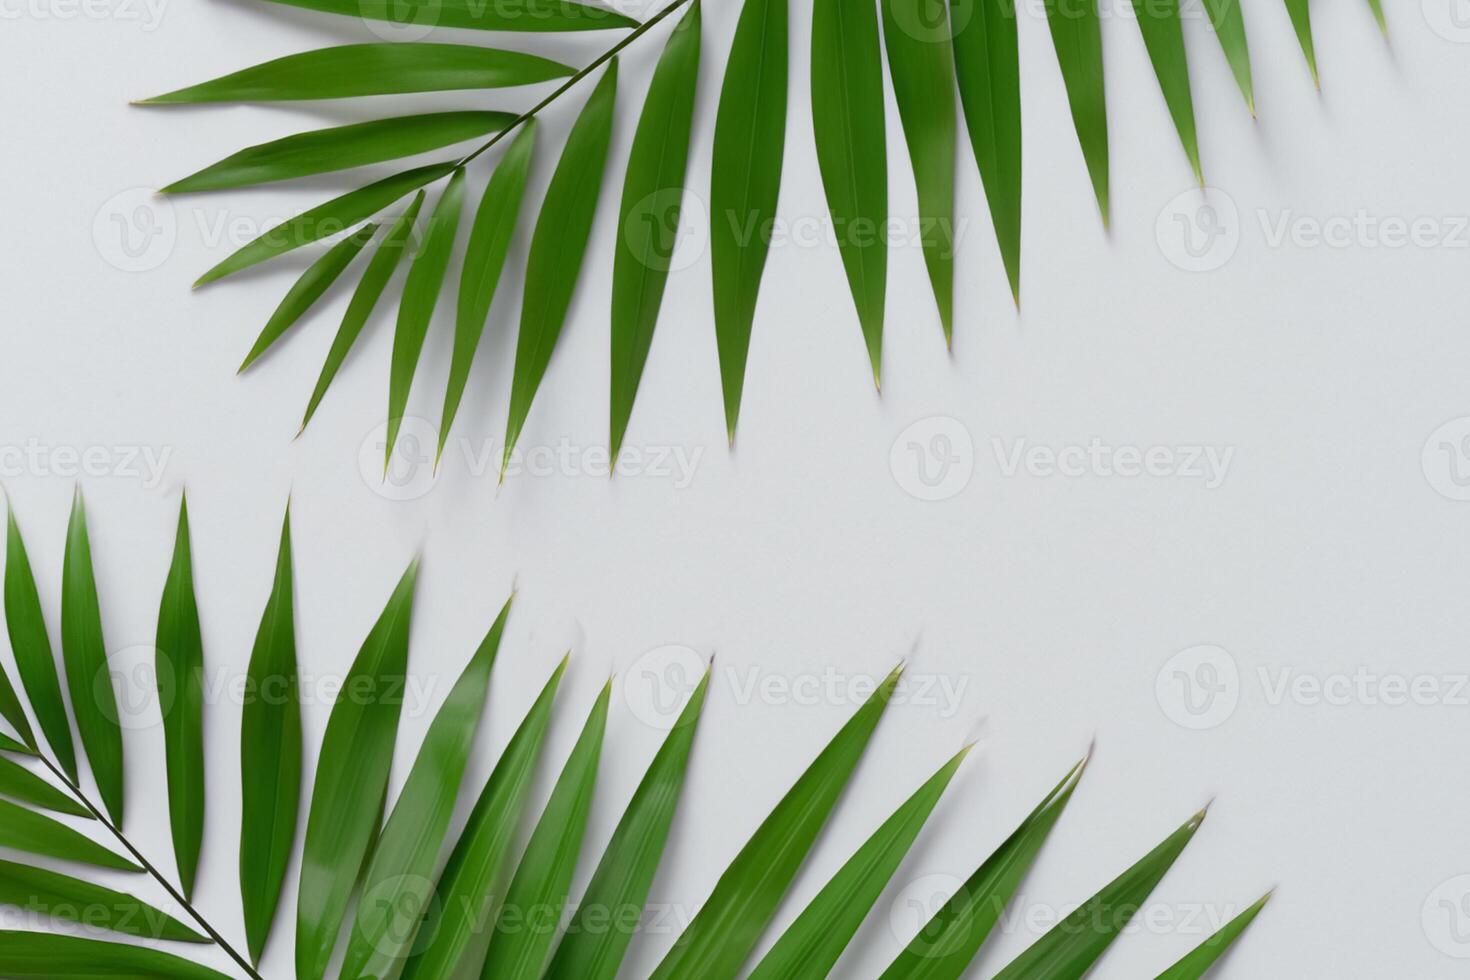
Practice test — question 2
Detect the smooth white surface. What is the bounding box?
[2,0,1468,976]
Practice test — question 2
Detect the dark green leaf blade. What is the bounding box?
[5,506,72,771]
[1155,891,1270,980]
[811,0,887,387]
[439,123,538,461]
[649,664,903,980]
[0,732,33,756]
[1201,0,1253,113]
[155,496,206,899]
[385,170,467,470]
[501,64,619,477]
[1132,0,1201,182]
[951,0,1022,305]
[544,668,710,980]
[1283,0,1317,86]
[0,756,87,817]
[400,656,566,980]
[238,509,301,965]
[0,798,137,872]
[881,0,956,341]
[300,195,426,433]
[194,163,454,287]
[260,0,636,32]
[337,598,511,980]
[878,756,1087,980]
[295,559,418,980]
[748,745,971,980]
[1043,0,1109,224]
[480,681,611,980]
[991,807,1209,979]
[0,858,205,942]
[138,44,575,104]
[710,0,787,442]
[609,0,702,460]
[163,112,514,194]
[0,931,231,979]
[60,491,123,826]
[238,225,377,374]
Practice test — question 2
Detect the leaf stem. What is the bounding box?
[455,0,695,168]
[35,754,263,980]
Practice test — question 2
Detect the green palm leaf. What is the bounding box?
[1283,0,1317,86]
[60,491,124,826]
[295,558,419,980]
[0,859,205,942]
[260,0,636,33]
[238,508,301,964]
[0,731,33,755]
[502,63,620,477]
[0,798,137,872]
[0,931,231,979]
[137,44,575,104]
[811,0,887,387]
[1156,890,1270,979]
[6,507,72,772]
[0,755,87,817]
[1202,0,1253,113]
[1133,0,1201,182]
[609,0,702,460]
[1043,0,1109,224]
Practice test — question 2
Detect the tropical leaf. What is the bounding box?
[5,507,72,772]
[0,931,231,980]
[1155,890,1270,979]
[709,0,787,442]
[1133,0,1201,182]
[0,731,33,755]
[502,63,620,476]
[60,491,124,826]
[881,0,956,342]
[137,44,575,104]
[1283,0,1317,86]
[260,0,637,33]
[1043,0,1109,223]
[1202,0,1253,113]
[1366,0,1385,34]
[0,755,88,817]
[295,559,418,980]
[811,0,887,387]
[238,508,300,964]
[0,859,205,942]
[609,0,702,460]
[0,798,137,872]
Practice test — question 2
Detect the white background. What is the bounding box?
[2,0,1469,976]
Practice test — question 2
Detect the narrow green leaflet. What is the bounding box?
[261,0,636,32]
[295,559,418,980]
[0,931,232,979]
[544,669,710,980]
[163,112,514,193]
[1366,0,1385,34]
[1132,0,1201,182]
[1283,0,1317,86]
[748,745,971,980]
[1155,891,1270,980]
[0,668,28,756]
[1201,0,1253,113]
[951,0,1022,304]
[5,507,72,770]
[502,64,619,476]
[337,598,510,980]
[138,44,575,104]
[60,491,124,826]
[400,657,566,980]
[649,665,903,980]
[0,859,205,942]
[194,163,454,286]
[0,732,32,755]
[480,682,611,980]
[609,0,702,459]
[154,496,206,899]
[0,756,87,817]
[238,225,377,374]
[881,0,956,341]
[710,0,787,441]
[301,195,425,433]
[878,757,1087,980]
[439,123,537,461]
[811,0,887,387]
[385,170,466,470]
[1043,0,1109,223]
[0,798,137,872]
[238,509,300,965]
[991,807,1209,979]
